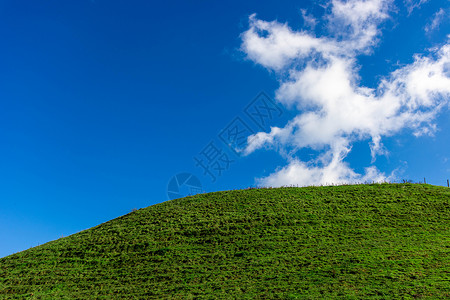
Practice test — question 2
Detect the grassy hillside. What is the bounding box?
[1,183,450,299]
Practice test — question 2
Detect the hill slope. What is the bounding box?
[1,183,450,299]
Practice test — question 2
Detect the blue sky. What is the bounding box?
[0,0,449,258]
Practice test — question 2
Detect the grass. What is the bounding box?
[1,183,450,299]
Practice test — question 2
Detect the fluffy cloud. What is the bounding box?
[241,14,336,71]
[327,0,391,52]
[241,0,450,187]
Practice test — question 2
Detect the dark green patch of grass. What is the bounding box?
[1,183,450,298]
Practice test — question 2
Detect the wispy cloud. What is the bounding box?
[301,9,318,30]
[241,0,450,187]
[425,8,447,33]
[404,0,429,14]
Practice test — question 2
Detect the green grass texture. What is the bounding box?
[1,183,449,299]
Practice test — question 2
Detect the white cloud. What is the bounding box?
[240,0,391,71]
[404,0,429,14]
[241,0,450,187]
[425,8,446,33]
[301,9,317,29]
[240,14,337,71]
[257,138,390,187]
[327,0,391,52]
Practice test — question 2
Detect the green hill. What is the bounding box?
[1,183,450,299]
